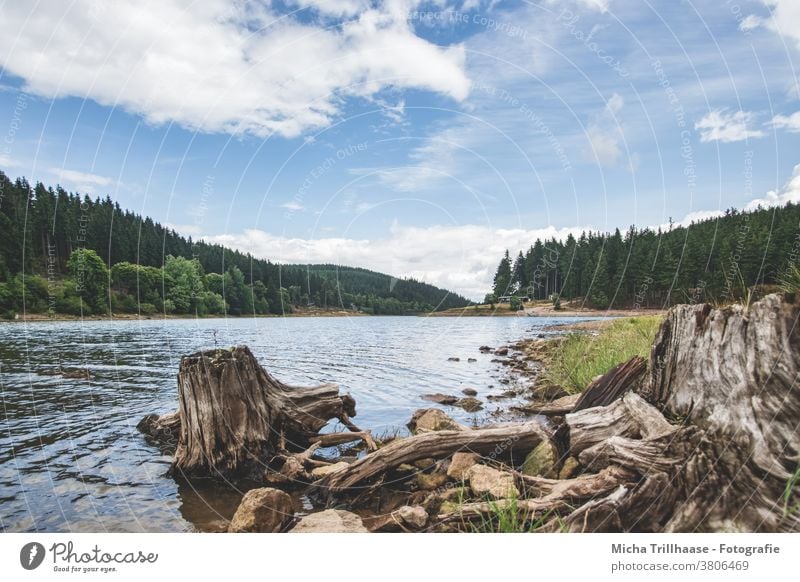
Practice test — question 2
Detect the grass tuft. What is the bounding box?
[540,316,663,394]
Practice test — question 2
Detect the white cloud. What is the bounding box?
[50,168,112,193]
[744,163,800,211]
[770,111,800,133]
[204,222,589,300]
[739,14,763,32]
[0,0,470,139]
[281,201,305,212]
[754,1,800,49]
[694,110,765,143]
[0,154,21,168]
[585,93,625,166]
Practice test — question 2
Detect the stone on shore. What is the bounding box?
[408,408,465,433]
[521,441,558,478]
[467,465,519,500]
[289,509,368,533]
[227,487,294,533]
[446,452,479,481]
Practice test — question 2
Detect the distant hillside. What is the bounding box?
[0,171,470,316]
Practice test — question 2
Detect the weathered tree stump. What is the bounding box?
[564,294,800,532]
[141,346,358,479]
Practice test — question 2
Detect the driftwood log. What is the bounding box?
[140,346,359,479]
[319,422,550,494]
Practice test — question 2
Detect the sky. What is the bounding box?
[1,0,799,300]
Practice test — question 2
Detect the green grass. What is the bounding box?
[540,316,663,394]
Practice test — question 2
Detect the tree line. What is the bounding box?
[0,172,469,318]
[489,202,800,309]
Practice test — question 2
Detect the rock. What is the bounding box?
[416,472,447,490]
[448,357,460,362]
[478,346,492,352]
[421,393,459,405]
[412,458,437,470]
[396,505,428,529]
[455,397,483,412]
[447,452,479,480]
[310,461,349,478]
[461,387,478,397]
[559,456,580,480]
[537,333,545,338]
[521,441,558,478]
[408,408,465,433]
[364,506,429,532]
[467,358,477,363]
[467,465,519,500]
[227,487,294,533]
[289,509,368,533]
[494,347,509,356]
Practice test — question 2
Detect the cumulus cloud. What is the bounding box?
[747,1,800,49]
[694,110,765,143]
[770,111,800,133]
[0,0,470,139]
[50,168,112,193]
[744,163,800,211]
[204,222,589,300]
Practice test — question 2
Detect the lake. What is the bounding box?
[0,314,600,532]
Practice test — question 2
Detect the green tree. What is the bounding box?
[67,249,109,313]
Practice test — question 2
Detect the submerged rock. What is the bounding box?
[421,393,459,405]
[455,397,483,412]
[447,357,461,362]
[461,387,478,397]
[228,487,294,533]
[467,465,519,500]
[289,509,368,533]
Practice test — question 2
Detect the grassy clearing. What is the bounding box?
[540,316,663,394]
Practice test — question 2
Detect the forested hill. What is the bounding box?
[0,171,470,316]
[489,202,800,309]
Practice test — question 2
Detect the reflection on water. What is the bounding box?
[0,315,599,532]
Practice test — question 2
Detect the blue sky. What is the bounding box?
[1,0,799,299]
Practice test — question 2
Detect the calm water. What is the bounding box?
[0,315,599,532]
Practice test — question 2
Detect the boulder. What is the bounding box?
[521,441,558,478]
[467,464,519,500]
[408,408,465,433]
[227,488,294,533]
[447,452,479,481]
[289,509,368,533]
[310,461,349,479]
[421,393,459,405]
